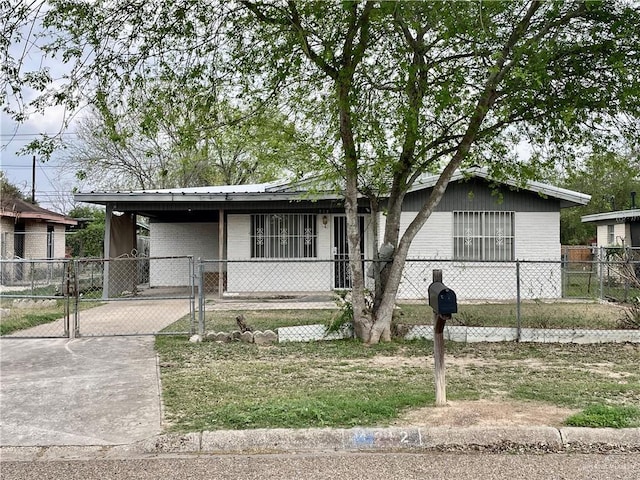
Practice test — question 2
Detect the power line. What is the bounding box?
[0,133,79,138]
[1,164,64,168]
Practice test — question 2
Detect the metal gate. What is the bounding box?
[1,257,195,338]
[0,259,71,338]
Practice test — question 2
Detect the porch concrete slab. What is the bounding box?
[0,336,162,446]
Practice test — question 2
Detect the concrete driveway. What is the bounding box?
[0,299,192,447]
[0,337,163,446]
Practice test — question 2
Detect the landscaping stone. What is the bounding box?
[240,331,254,343]
[214,332,231,343]
[12,299,57,309]
[253,330,277,345]
[189,334,202,343]
[231,330,242,341]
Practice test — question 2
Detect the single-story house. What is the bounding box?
[1,196,77,285]
[581,208,640,248]
[74,168,590,300]
[0,196,77,260]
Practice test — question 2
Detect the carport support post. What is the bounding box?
[432,269,447,407]
[218,209,224,298]
[102,204,113,300]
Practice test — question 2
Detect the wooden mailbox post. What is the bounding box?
[428,269,457,407]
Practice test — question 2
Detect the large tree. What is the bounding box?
[64,100,312,190]
[4,1,640,343]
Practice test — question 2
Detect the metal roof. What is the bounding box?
[581,209,640,224]
[74,168,590,208]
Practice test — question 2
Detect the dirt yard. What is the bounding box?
[393,399,578,427]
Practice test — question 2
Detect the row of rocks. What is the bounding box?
[189,329,278,345]
[11,299,57,309]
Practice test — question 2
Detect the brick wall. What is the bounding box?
[149,222,218,286]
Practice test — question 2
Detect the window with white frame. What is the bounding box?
[607,224,615,244]
[453,211,514,261]
[251,214,317,258]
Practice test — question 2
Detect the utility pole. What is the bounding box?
[31,155,36,203]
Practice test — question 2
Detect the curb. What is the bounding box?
[2,427,639,461]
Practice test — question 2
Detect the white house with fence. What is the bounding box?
[74,168,590,300]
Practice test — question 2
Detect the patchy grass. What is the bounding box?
[0,309,65,335]
[155,336,640,433]
[565,404,640,428]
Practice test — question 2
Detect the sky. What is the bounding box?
[1,108,79,213]
[1,4,81,214]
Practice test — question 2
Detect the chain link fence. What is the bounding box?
[194,254,639,343]
[0,259,72,338]
[2,250,639,342]
[1,256,195,338]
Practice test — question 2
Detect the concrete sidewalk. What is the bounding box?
[5,298,192,337]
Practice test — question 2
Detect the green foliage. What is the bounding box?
[560,152,640,245]
[6,1,640,340]
[326,290,355,334]
[0,307,65,336]
[67,207,105,257]
[565,404,640,428]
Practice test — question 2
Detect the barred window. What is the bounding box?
[453,211,514,261]
[251,214,317,258]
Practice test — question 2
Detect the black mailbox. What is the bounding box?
[428,281,457,315]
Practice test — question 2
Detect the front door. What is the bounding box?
[333,216,365,289]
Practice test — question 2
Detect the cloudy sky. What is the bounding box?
[1,5,81,213]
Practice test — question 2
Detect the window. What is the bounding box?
[47,226,55,259]
[251,214,317,258]
[607,224,615,244]
[454,211,514,261]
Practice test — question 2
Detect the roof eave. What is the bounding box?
[581,209,640,224]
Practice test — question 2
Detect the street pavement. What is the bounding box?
[3,452,640,480]
[0,299,639,463]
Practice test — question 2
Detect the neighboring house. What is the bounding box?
[0,197,77,260]
[581,208,640,248]
[1,197,77,285]
[74,168,590,300]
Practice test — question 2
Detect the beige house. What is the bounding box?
[581,209,640,248]
[0,197,77,260]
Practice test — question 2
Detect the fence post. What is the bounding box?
[72,259,80,338]
[198,258,205,336]
[30,261,35,295]
[64,260,71,338]
[516,260,521,342]
[599,247,605,300]
[188,256,195,336]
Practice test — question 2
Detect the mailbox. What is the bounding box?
[428,281,457,315]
